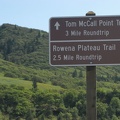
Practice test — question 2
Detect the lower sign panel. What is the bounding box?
[50,41,120,66]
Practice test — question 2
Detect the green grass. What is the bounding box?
[0,74,64,91]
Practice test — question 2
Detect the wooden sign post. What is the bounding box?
[86,11,97,120]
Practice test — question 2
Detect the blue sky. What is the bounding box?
[1,0,120,32]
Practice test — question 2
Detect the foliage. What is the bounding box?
[4,72,18,78]
[0,84,120,119]
[0,23,120,119]
[0,23,49,69]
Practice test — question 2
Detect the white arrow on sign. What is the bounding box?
[54,22,60,30]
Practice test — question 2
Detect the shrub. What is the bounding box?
[4,72,18,78]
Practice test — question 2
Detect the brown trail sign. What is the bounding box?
[49,15,120,66]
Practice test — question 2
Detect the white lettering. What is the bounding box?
[78,45,100,51]
[65,21,77,27]
[76,54,102,61]
[116,19,120,26]
[71,30,81,36]
[64,55,74,60]
[103,44,116,51]
[99,20,114,26]
[79,20,97,27]
[83,30,109,37]
[53,45,75,52]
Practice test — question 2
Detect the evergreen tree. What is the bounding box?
[38,114,45,120]
[37,30,41,38]
[26,109,35,120]
[64,112,72,120]
[57,112,64,120]
[32,76,38,90]
[72,69,77,78]
[71,107,80,120]
[79,70,83,78]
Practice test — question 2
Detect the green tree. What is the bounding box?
[112,115,119,120]
[32,76,38,90]
[76,100,86,116]
[0,111,4,120]
[37,30,41,38]
[79,70,83,78]
[71,107,80,120]
[63,112,72,120]
[109,97,120,117]
[63,91,77,108]
[57,112,64,120]
[97,102,108,120]
[26,109,35,120]
[38,114,45,120]
[72,69,77,78]
[0,85,34,118]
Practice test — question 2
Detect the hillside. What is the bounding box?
[0,23,120,87]
[0,24,120,87]
[0,23,49,69]
[0,23,120,119]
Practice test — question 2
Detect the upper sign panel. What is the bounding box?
[50,16,120,41]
